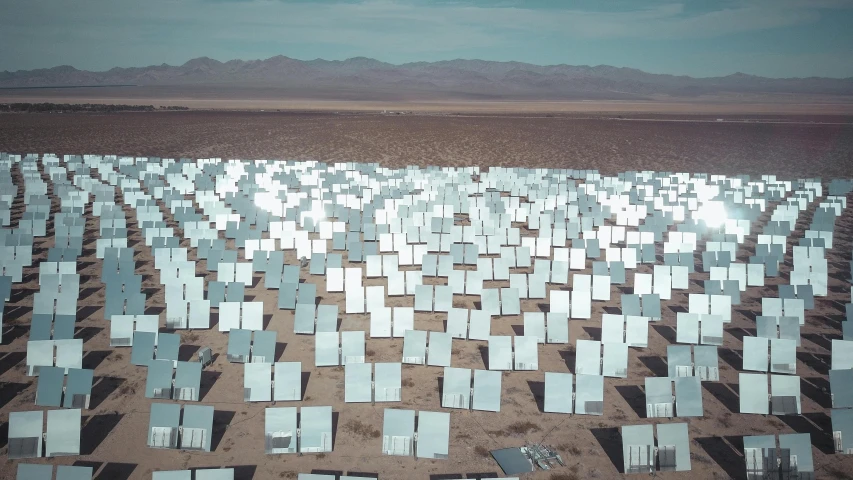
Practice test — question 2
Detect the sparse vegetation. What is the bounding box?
[474,445,490,457]
[118,383,136,396]
[365,349,376,357]
[558,444,582,455]
[181,331,199,343]
[401,378,415,387]
[344,419,381,439]
[506,421,540,435]
[0,102,169,113]
[825,465,853,479]
[550,473,579,480]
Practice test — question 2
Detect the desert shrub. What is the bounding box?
[507,421,540,435]
[344,419,381,439]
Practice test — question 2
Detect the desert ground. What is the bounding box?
[0,110,852,178]
[3,85,853,115]
[0,109,852,479]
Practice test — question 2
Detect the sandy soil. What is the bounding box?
[0,112,852,179]
[0,114,852,479]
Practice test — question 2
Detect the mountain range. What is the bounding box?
[2,56,853,100]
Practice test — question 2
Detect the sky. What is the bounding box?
[1,0,852,78]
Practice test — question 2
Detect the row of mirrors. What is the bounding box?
[2,152,852,478]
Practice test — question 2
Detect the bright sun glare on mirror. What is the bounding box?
[695,201,727,228]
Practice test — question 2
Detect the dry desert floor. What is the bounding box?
[0,111,852,177]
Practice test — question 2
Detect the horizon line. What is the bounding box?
[6,54,853,82]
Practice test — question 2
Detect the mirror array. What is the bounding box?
[0,152,851,479]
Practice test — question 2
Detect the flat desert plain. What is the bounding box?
[0,109,852,480]
[0,110,852,177]
[2,85,853,115]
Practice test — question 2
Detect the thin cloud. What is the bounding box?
[0,0,830,39]
[0,0,849,77]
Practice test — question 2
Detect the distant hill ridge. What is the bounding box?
[2,55,852,99]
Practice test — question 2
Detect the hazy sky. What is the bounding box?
[2,0,852,78]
